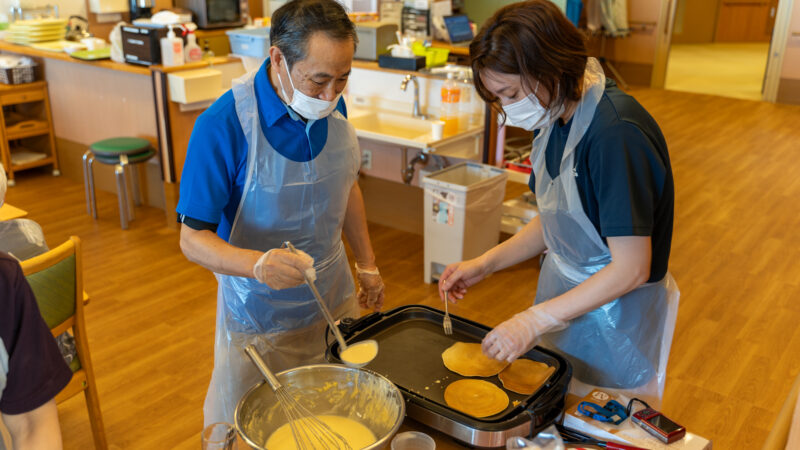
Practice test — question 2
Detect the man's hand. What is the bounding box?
[253,248,315,289]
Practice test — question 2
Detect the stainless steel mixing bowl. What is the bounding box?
[235,364,406,449]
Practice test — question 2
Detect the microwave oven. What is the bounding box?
[175,0,246,29]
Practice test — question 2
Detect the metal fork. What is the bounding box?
[443,291,453,335]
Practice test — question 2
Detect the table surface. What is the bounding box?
[0,203,27,221]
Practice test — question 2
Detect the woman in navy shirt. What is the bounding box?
[440,0,680,404]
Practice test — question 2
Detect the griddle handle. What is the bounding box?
[338,311,384,338]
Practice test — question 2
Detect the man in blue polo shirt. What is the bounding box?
[177,0,385,425]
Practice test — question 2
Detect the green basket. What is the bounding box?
[412,42,450,68]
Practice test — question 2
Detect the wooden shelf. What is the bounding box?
[0,81,59,184]
[5,119,49,140]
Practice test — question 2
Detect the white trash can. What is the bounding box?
[422,162,507,283]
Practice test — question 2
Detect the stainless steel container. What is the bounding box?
[235,364,406,449]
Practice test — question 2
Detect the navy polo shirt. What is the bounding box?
[177,58,347,241]
[530,80,674,282]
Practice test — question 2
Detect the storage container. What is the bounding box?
[422,162,507,283]
[226,27,270,58]
[167,68,222,104]
[0,63,36,85]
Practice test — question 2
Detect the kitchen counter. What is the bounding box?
[0,40,151,76]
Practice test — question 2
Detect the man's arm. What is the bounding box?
[179,225,315,289]
[342,183,385,310]
[342,183,376,269]
[179,225,262,277]
[3,399,62,450]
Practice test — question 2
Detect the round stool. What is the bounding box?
[82,138,155,230]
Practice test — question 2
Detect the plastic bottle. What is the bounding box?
[184,30,202,63]
[440,72,461,135]
[160,24,184,67]
[458,73,476,127]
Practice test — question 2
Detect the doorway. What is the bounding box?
[664,0,779,101]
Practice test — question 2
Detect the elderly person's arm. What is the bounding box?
[3,400,62,450]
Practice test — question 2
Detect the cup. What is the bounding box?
[391,431,436,450]
[202,422,238,450]
[431,120,445,141]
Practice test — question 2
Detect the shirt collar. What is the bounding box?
[254,58,297,128]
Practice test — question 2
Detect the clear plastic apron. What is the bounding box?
[531,58,680,404]
[203,68,360,425]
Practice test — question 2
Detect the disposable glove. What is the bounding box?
[355,263,385,311]
[482,304,568,362]
[253,248,315,290]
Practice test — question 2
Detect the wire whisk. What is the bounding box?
[244,345,353,450]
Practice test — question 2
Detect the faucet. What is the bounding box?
[400,74,427,119]
[401,149,429,184]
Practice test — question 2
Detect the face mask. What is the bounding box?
[502,81,563,131]
[277,61,341,120]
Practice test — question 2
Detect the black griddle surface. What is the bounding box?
[329,305,563,423]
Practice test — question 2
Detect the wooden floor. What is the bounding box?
[4,87,800,449]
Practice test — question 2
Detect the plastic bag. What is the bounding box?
[507,425,565,450]
[109,21,126,63]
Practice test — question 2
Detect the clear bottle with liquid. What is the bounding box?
[440,72,461,135]
[160,24,184,67]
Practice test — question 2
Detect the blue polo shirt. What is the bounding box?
[177,59,347,241]
[530,80,674,282]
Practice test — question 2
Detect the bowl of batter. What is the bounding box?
[235,364,405,449]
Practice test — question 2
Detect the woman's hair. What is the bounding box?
[469,0,588,114]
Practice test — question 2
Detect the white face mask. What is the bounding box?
[277,61,341,120]
[502,81,563,131]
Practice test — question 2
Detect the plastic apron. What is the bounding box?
[531,58,680,405]
[203,69,360,426]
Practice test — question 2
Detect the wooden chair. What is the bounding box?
[763,372,800,450]
[20,236,108,450]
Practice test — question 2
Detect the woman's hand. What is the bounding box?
[438,255,492,302]
[482,304,567,362]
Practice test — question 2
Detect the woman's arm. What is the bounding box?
[543,235,651,322]
[439,216,547,300]
[482,235,652,361]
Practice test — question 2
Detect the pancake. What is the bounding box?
[441,342,509,377]
[498,359,555,395]
[444,379,509,418]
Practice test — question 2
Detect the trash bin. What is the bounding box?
[422,162,507,283]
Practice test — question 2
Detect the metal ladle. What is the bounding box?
[283,241,378,368]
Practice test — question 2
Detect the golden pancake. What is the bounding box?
[498,359,555,395]
[444,379,509,418]
[441,342,509,377]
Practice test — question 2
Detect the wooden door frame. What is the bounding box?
[651,0,679,88]
[763,0,795,101]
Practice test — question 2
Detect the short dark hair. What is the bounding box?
[270,0,358,67]
[469,0,587,114]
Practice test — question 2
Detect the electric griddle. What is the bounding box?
[326,305,572,448]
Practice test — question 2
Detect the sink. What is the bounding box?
[348,109,482,150]
[349,112,433,143]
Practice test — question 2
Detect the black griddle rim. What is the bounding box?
[326,304,572,432]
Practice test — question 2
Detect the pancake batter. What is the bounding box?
[340,340,378,366]
[265,415,376,449]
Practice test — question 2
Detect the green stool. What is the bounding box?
[82,137,155,230]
